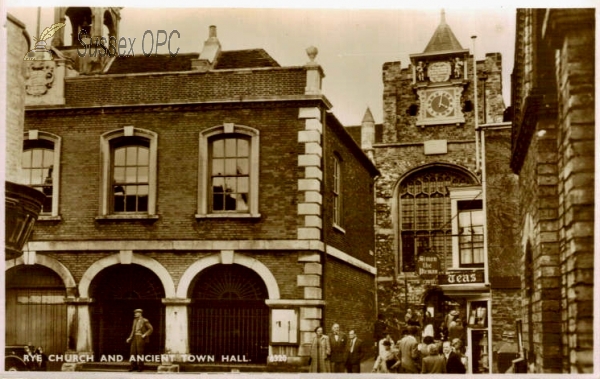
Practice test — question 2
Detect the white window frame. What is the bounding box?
[99,126,158,219]
[196,123,260,218]
[23,130,62,220]
[449,186,483,269]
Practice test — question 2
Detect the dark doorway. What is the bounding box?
[189,264,269,364]
[89,264,165,359]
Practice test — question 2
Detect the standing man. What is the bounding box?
[397,326,421,373]
[443,340,466,373]
[345,330,365,373]
[126,308,153,372]
[328,323,347,372]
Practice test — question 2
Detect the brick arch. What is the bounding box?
[177,252,280,299]
[79,253,175,298]
[6,254,76,289]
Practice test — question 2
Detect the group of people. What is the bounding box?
[23,344,48,371]
[308,323,366,373]
[373,326,467,374]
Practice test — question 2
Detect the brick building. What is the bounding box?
[7,7,378,372]
[510,9,594,373]
[349,12,521,373]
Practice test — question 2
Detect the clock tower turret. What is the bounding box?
[410,10,469,126]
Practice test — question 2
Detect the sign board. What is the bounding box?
[417,253,439,280]
[438,270,485,285]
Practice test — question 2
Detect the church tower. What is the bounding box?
[53,7,121,47]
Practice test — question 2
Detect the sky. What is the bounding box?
[2,2,593,126]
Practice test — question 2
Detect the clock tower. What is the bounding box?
[410,10,469,126]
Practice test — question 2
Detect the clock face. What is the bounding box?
[426,90,455,117]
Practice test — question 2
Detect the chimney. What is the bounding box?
[192,25,222,72]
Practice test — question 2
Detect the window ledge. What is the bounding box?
[37,215,62,222]
[195,213,261,220]
[333,224,346,234]
[95,214,160,222]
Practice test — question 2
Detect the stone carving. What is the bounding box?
[25,60,56,96]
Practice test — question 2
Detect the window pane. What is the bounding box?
[138,167,149,183]
[114,194,125,212]
[114,167,125,182]
[138,147,149,165]
[114,148,126,165]
[126,147,138,165]
[212,177,224,192]
[213,139,224,157]
[137,185,149,196]
[138,195,148,212]
[225,158,236,175]
[236,194,249,211]
[225,139,236,157]
[237,177,249,193]
[31,149,43,167]
[125,185,137,195]
[237,158,249,175]
[213,193,224,211]
[30,169,43,185]
[237,139,249,157]
[22,150,32,168]
[225,177,236,192]
[126,167,138,183]
[212,159,224,176]
[43,150,54,166]
[225,193,236,210]
[125,195,137,212]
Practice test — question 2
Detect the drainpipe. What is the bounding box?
[471,36,480,172]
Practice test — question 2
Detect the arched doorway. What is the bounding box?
[6,265,67,355]
[89,264,165,358]
[189,264,269,364]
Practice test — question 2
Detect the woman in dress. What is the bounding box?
[372,340,400,373]
[309,326,331,373]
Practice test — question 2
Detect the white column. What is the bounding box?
[75,299,94,354]
[162,298,191,361]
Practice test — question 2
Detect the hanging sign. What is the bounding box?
[417,253,439,280]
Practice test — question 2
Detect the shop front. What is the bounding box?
[437,269,492,374]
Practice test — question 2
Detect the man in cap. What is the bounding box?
[126,308,153,372]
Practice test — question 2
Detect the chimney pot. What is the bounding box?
[209,25,217,38]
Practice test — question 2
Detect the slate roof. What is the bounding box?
[213,49,280,69]
[422,17,464,53]
[105,49,280,75]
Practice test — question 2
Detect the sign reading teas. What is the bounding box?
[417,253,439,279]
[439,270,485,285]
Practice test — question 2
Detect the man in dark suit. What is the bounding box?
[443,340,466,373]
[328,323,347,372]
[345,330,365,373]
[126,308,153,372]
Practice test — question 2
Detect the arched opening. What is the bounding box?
[64,7,92,45]
[89,264,165,358]
[6,265,67,355]
[397,164,478,273]
[188,264,269,363]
